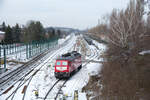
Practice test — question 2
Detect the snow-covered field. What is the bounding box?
[0,35,106,100]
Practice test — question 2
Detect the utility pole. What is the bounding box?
[0,46,1,69]
[3,44,6,72]
[26,43,29,59]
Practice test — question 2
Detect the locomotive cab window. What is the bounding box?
[62,62,68,65]
[56,61,61,65]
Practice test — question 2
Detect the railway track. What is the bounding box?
[1,36,100,100]
[6,76,26,100]
[44,42,99,100]
[45,39,99,100]
[5,60,52,100]
[43,78,68,100]
[22,71,38,100]
[1,35,76,100]
[34,38,97,100]
[0,35,74,96]
[21,52,64,100]
[44,79,61,100]
[0,50,50,94]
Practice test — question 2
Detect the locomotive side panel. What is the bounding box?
[69,56,81,73]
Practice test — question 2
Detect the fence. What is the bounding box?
[0,37,58,73]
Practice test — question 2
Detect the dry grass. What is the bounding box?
[99,37,150,100]
[82,75,101,100]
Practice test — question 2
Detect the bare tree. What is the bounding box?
[108,0,145,49]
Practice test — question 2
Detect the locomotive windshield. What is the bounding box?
[56,62,61,65]
[56,61,68,66]
[62,62,68,65]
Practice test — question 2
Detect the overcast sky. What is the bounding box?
[0,0,130,29]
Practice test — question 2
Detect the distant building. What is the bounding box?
[0,31,5,42]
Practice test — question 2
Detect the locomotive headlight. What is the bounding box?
[56,67,67,71]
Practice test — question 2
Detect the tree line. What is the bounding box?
[0,21,60,44]
[1,22,21,44]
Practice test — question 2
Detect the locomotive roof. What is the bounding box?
[57,51,81,61]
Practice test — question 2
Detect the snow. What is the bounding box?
[79,92,87,100]
[139,50,150,55]
[92,40,107,53]
[0,31,5,34]
[0,35,106,100]
[58,35,71,45]
[86,63,102,76]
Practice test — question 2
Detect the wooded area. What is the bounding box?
[0,21,60,44]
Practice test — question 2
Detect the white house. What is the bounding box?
[0,31,5,42]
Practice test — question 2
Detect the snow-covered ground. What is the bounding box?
[0,35,106,100]
[58,35,71,45]
[139,50,150,55]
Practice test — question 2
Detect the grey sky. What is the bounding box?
[0,0,130,29]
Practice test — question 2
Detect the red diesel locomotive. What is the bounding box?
[54,51,82,78]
